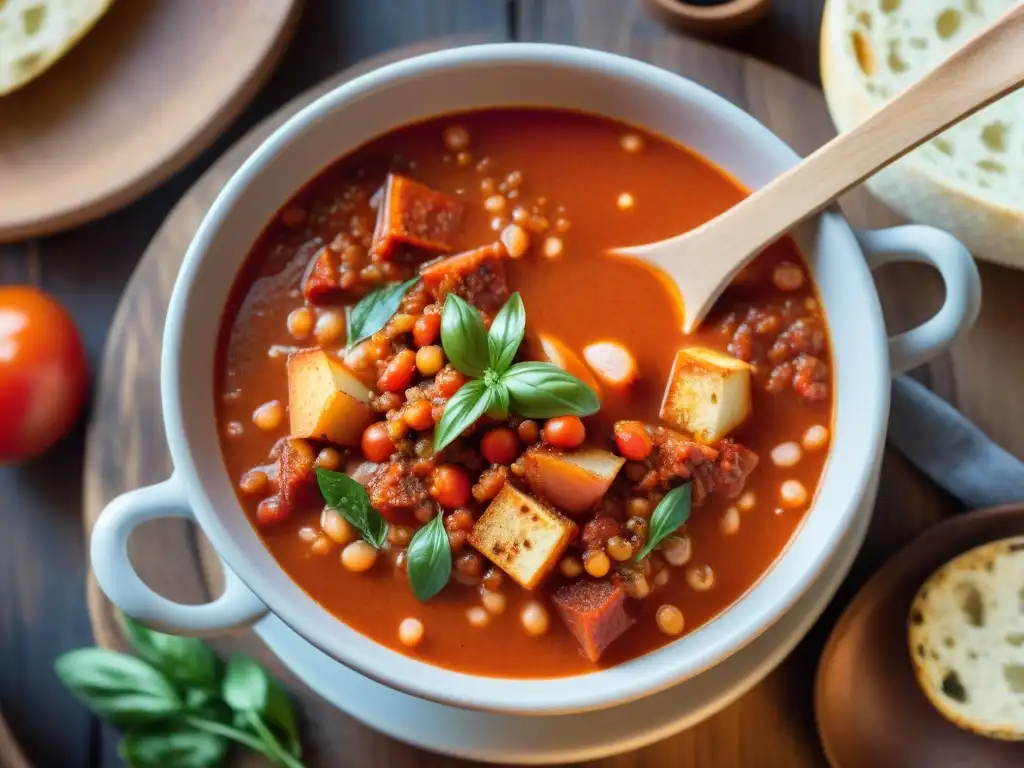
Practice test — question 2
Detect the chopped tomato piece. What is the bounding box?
[419,243,503,290]
[370,174,464,259]
[275,438,320,521]
[302,246,343,303]
[552,579,634,662]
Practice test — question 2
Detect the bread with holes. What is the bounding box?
[820,0,1023,269]
[907,535,1024,741]
[0,0,113,96]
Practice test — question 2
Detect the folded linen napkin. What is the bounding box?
[887,375,1024,509]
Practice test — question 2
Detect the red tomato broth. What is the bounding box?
[215,108,833,677]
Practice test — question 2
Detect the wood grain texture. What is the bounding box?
[0,0,301,241]
[0,711,30,768]
[78,2,1024,766]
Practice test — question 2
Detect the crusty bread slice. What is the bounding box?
[0,0,113,96]
[908,535,1024,741]
[820,0,1023,269]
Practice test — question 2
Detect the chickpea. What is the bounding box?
[341,541,378,572]
[315,446,342,471]
[606,536,633,562]
[239,469,268,495]
[521,602,549,636]
[656,605,685,636]
[252,400,284,432]
[583,550,610,578]
[321,508,355,546]
[286,307,315,339]
[398,618,424,647]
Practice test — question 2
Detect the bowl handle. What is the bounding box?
[90,474,268,636]
[855,225,981,374]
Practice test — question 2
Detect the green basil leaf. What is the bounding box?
[121,615,219,690]
[432,379,491,451]
[501,362,601,419]
[119,726,227,768]
[221,656,270,713]
[485,381,510,420]
[406,511,452,602]
[635,484,692,561]
[486,291,525,374]
[346,277,418,349]
[54,649,182,726]
[246,711,305,768]
[261,681,302,759]
[316,468,388,549]
[440,293,490,378]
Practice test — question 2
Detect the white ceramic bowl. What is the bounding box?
[90,43,981,716]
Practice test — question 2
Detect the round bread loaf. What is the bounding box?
[820,0,1024,269]
[908,535,1024,741]
[0,0,113,96]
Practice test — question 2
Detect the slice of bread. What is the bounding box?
[908,535,1024,741]
[0,0,113,96]
[821,0,1024,269]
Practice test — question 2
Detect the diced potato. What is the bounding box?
[583,341,639,389]
[660,347,751,443]
[370,174,464,259]
[552,579,634,662]
[468,484,578,589]
[523,446,624,514]
[288,350,374,446]
[532,333,600,394]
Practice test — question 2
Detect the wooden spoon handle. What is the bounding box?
[698,2,1024,268]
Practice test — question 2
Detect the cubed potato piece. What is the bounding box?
[552,579,634,662]
[523,446,624,514]
[288,350,374,446]
[370,174,464,259]
[531,333,601,394]
[583,341,639,389]
[660,347,751,443]
[468,484,577,590]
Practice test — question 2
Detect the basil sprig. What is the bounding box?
[56,615,305,768]
[635,483,692,561]
[406,511,452,602]
[316,467,388,549]
[346,276,418,349]
[433,292,599,451]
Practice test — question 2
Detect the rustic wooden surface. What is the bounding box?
[4,1,1023,766]
[0,0,301,241]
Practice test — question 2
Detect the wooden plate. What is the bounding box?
[815,505,1024,768]
[0,0,301,242]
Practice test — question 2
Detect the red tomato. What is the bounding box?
[429,464,471,509]
[543,416,586,449]
[0,287,87,462]
[480,427,520,465]
[613,420,653,461]
[361,422,396,463]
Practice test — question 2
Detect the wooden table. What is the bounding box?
[3,1,1020,766]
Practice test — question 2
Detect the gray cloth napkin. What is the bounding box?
[887,375,1024,509]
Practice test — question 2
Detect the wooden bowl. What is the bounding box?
[643,0,772,38]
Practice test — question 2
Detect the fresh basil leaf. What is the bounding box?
[261,679,302,759]
[316,468,388,549]
[484,381,510,420]
[119,726,227,768]
[635,484,692,561]
[121,615,219,690]
[221,656,271,713]
[346,277,418,349]
[241,712,304,768]
[432,379,491,451]
[440,293,490,378]
[54,649,182,727]
[486,291,525,374]
[502,362,600,419]
[406,511,452,602]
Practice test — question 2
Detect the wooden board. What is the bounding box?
[81,2,1024,764]
[0,0,300,242]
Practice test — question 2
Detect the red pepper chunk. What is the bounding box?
[552,579,634,663]
[370,174,464,260]
[419,243,504,290]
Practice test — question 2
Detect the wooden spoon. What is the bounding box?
[615,3,1024,333]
